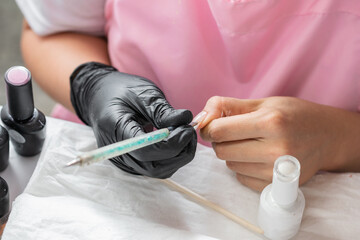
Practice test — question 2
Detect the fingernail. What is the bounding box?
[190,111,207,130]
[193,111,207,123]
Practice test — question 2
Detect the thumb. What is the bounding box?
[199,96,261,129]
[138,85,193,128]
[153,103,193,128]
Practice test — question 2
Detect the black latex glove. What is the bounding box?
[70,62,197,178]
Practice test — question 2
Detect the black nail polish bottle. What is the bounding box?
[1,66,46,156]
[0,125,9,171]
[0,176,9,237]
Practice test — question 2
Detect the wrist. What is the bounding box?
[321,107,360,172]
[339,111,360,171]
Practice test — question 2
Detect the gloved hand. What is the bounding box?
[70,62,197,178]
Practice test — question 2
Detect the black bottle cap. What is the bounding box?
[0,126,9,172]
[0,176,9,218]
[4,66,34,121]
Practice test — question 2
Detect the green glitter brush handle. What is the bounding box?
[66,128,170,167]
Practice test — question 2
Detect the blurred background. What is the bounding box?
[0,1,55,115]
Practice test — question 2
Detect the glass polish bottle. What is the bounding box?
[1,66,46,156]
[0,125,9,171]
[0,176,10,237]
[257,155,305,240]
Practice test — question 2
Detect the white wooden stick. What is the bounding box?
[160,178,264,235]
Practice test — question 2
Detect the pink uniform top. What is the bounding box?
[103,0,360,117]
[33,0,360,123]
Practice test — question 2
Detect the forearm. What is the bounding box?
[21,20,110,111]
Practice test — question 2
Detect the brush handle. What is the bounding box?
[79,128,170,165]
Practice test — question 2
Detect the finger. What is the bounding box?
[149,135,197,178]
[115,116,195,161]
[200,111,266,142]
[94,111,146,147]
[199,96,262,129]
[236,174,270,192]
[130,125,196,161]
[156,108,193,128]
[226,161,273,182]
[121,135,197,178]
[146,96,193,128]
[130,81,193,128]
[117,115,148,141]
[211,140,276,162]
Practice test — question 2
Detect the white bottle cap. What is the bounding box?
[271,155,300,206]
